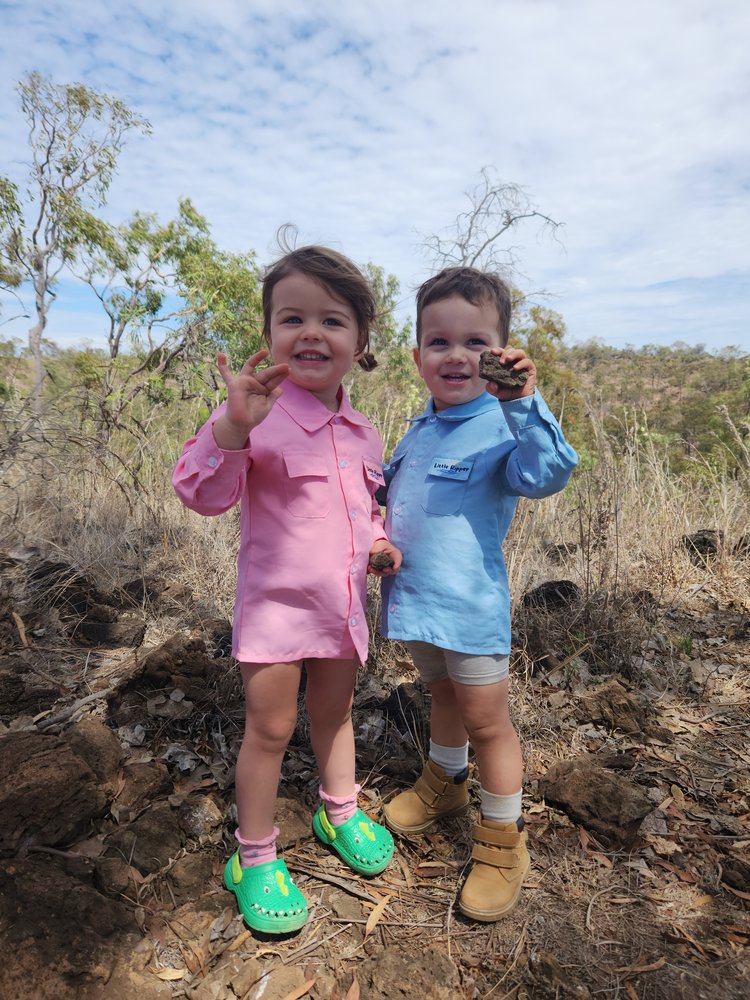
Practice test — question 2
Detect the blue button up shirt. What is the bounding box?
[380,390,578,655]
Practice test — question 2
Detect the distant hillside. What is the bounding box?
[541,341,750,475]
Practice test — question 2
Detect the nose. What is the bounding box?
[299,321,322,340]
[445,343,466,363]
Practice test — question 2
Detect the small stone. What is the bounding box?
[369,551,395,570]
[478,351,529,387]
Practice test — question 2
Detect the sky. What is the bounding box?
[0,0,749,353]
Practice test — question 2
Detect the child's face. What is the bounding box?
[414,294,504,411]
[268,271,362,410]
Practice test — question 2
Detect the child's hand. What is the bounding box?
[213,350,289,449]
[483,347,536,402]
[368,540,402,576]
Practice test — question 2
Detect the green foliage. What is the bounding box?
[345,264,425,455]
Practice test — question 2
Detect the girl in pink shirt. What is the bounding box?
[173,246,401,934]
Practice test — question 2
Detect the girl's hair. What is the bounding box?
[262,244,378,371]
[415,266,513,347]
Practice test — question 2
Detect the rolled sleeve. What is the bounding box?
[500,391,578,498]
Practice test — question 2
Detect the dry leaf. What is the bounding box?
[152,968,185,981]
[613,957,666,974]
[591,851,613,869]
[365,894,391,938]
[280,978,316,1000]
[345,975,361,1000]
[722,883,750,901]
[693,894,713,907]
[670,785,686,810]
[645,834,679,857]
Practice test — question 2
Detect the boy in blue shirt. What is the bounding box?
[380,267,578,921]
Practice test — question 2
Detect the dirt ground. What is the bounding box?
[1,547,748,999]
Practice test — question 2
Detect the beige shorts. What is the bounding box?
[405,640,509,686]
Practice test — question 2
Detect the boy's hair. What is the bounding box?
[415,267,513,347]
[262,245,377,370]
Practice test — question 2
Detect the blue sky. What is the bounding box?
[1,0,749,352]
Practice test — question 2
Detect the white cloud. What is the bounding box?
[1,0,748,352]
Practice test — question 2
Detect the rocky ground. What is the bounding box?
[1,543,749,999]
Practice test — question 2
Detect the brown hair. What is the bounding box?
[415,267,512,347]
[262,245,377,371]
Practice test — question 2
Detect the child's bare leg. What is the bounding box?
[454,677,528,920]
[307,656,394,873]
[453,678,522,794]
[428,677,469,748]
[235,660,302,840]
[305,657,357,796]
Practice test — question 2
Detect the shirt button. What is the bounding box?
[349,616,358,627]
[339,458,348,468]
[350,510,358,520]
[207,456,218,468]
[389,604,397,613]
[350,564,357,575]
[409,461,417,468]
[394,506,402,514]
[429,416,437,423]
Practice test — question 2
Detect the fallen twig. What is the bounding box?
[35,686,115,730]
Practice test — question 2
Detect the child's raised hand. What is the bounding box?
[213,350,289,449]
[368,540,402,577]
[483,347,536,402]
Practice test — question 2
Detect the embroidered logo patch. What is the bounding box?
[363,459,385,485]
[428,457,473,480]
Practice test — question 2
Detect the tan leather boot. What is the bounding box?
[458,816,530,921]
[383,759,470,835]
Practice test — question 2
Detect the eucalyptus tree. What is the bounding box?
[0,72,149,416]
[78,198,263,449]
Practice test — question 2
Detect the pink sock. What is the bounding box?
[319,783,361,826]
[235,825,279,868]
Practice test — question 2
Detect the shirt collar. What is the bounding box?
[276,378,372,432]
[410,392,499,423]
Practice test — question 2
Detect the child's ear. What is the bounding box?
[412,346,423,375]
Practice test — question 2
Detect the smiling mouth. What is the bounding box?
[295,351,330,362]
[442,373,470,383]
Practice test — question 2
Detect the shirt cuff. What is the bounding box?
[189,420,251,472]
[501,390,558,433]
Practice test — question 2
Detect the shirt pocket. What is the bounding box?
[421,458,474,516]
[283,452,330,518]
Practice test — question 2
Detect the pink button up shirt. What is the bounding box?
[172,380,387,664]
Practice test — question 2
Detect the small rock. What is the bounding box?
[478,351,529,387]
[576,679,646,734]
[539,756,652,849]
[683,529,723,564]
[357,945,462,1000]
[105,802,184,875]
[245,966,306,1000]
[369,550,395,570]
[522,579,581,610]
[66,717,124,789]
[178,795,224,841]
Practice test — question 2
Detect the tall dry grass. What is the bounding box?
[2,401,748,674]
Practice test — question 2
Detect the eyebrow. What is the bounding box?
[275,304,353,319]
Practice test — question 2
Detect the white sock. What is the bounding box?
[480,787,523,824]
[429,740,469,776]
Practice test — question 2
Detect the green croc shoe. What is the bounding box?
[223,852,308,934]
[312,805,394,875]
